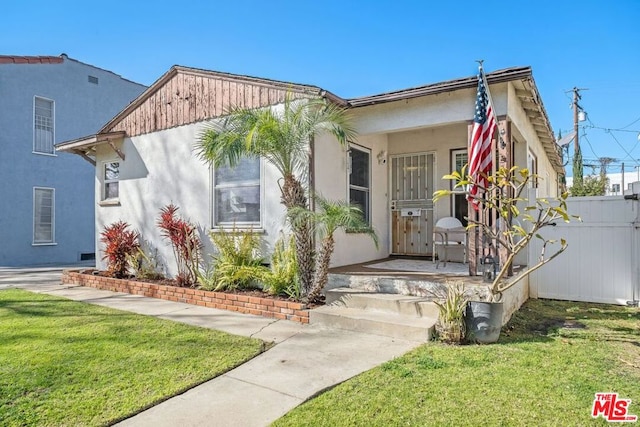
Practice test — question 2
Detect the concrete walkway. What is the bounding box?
[1,268,423,427]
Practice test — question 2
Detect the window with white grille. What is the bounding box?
[34,97,54,154]
[33,187,55,244]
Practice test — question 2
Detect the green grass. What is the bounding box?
[274,299,640,427]
[0,289,264,426]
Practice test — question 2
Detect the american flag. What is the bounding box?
[467,71,497,210]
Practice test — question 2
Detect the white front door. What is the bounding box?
[390,153,435,256]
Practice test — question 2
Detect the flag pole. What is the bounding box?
[475,60,503,146]
[469,60,504,274]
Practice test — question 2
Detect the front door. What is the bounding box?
[390,153,435,256]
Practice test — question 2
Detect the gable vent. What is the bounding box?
[88,75,99,84]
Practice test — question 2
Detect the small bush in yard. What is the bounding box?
[204,226,267,291]
[431,282,469,344]
[100,221,140,278]
[157,204,202,287]
[262,234,300,299]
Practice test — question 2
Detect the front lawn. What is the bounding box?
[0,289,264,426]
[274,299,640,427]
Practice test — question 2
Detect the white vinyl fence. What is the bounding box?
[529,193,640,305]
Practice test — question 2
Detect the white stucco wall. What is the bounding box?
[351,84,508,136]
[314,132,390,267]
[94,122,287,276]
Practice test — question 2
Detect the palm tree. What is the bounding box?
[290,196,378,303]
[197,95,356,296]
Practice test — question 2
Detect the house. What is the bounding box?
[57,65,563,276]
[0,54,146,266]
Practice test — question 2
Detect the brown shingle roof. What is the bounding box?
[0,55,64,64]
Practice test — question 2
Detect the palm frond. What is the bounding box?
[197,95,354,181]
[289,195,379,248]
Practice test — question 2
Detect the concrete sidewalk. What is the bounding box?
[2,269,422,427]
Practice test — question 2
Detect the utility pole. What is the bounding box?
[572,87,584,188]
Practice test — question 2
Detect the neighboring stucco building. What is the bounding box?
[58,65,563,276]
[0,54,146,266]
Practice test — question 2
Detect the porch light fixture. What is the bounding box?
[497,126,507,149]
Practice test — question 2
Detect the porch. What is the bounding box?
[327,257,488,297]
[310,257,529,340]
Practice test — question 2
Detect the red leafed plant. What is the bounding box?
[157,204,202,287]
[100,221,140,278]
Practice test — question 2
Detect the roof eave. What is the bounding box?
[347,66,564,175]
[56,131,126,166]
[347,66,532,107]
[99,66,348,134]
[56,131,126,152]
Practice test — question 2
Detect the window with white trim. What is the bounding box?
[527,150,538,188]
[451,149,468,226]
[214,156,261,226]
[349,146,370,224]
[33,188,55,244]
[34,97,54,154]
[611,183,621,194]
[103,161,120,200]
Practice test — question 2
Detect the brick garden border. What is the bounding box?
[62,270,309,324]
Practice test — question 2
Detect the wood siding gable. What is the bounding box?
[101,67,326,137]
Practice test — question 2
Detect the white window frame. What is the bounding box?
[212,156,263,229]
[33,96,56,156]
[101,160,120,202]
[451,148,468,224]
[348,145,371,224]
[527,150,538,189]
[33,187,56,245]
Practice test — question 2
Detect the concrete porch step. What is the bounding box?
[310,306,436,341]
[325,288,439,319]
[312,288,438,341]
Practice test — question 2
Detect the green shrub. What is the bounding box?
[431,282,469,344]
[262,235,300,299]
[202,226,267,291]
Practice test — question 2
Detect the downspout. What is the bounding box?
[624,189,640,306]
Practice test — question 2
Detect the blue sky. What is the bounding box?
[4,0,639,175]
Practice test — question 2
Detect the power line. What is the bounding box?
[626,134,640,155]
[605,130,640,166]
[581,132,600,159]
[584,124,640,134]
[585,113,639,134]
[620,116,640,130]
